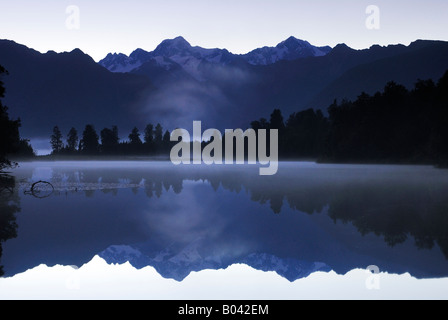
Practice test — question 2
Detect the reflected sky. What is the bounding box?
[2,161,448,281]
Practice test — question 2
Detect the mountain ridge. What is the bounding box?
[1,37,448,151]
[99,242,332,282]
[98,36,333,78]
[0,39,155,141]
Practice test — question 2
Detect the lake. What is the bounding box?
[1,161,448,299]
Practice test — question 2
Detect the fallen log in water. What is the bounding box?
[24,180,55,199]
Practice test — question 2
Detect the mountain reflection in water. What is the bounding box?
[1,161,448,281]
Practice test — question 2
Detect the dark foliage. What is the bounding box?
[0,174,20,276]
[100,126,119,154]
[250,70,448,166]
[66,127,79,153]
[44,70,448,166]
[50,126,64,154]
[0,65,29,170]
[49,122,173,157]
[79,124,100,155]
[324,71,448,166]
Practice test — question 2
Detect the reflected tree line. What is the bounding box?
[0,65,24,276]
[2,65,448,273]
[2,164,448,274]
[0,175,19,277]
[17,165,448,261]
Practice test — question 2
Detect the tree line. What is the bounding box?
[250,70,448,167]
[2,62,448,167]
[50,123,174,156]
[0,65,34,172]
[48,69,448,166]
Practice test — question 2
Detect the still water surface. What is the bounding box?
[2,161,448,283]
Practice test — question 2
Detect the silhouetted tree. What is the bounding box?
[162,130,172,153]
[269,109,285,132]
[154,123,163,143]
[143,124,155,154]
[80,124,99,155]
[0,66,21,271]
[0,65,21,171]
[66,127,79,153]
[283,108,329,158]
[50,126,64,154]
[251,118,269,131]
[429,70,448,167]
[251,109,285,158]
[163,130,170,144]
[100,126,119,154]
[144,124,154,144]
[129,127,142,145]
[16,139,35,157]
[126,127,143,154]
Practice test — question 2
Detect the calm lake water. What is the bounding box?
[2,161,448,284]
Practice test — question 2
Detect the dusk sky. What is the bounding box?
[1,0,448,61]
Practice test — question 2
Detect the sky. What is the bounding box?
[1,0,448,61]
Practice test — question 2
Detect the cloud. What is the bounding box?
[141,181,229,244]
[136,63,255,132]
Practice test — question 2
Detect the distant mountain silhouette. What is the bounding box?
[1,38,448,144]
[308,40,448,110]
[0,40,154,140]
[242,36,331,65]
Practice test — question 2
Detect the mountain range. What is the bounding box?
[98,36,332,78]
[1,36,448,151]
[99,240,331,282]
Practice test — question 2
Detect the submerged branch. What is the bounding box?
[24,180,55,199]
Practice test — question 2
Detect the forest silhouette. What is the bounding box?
[41,70,448,168]
[0,66,33,171]
[251,70,448,167]
[49,123,173,157]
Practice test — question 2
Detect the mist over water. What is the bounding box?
[2,161,448,283]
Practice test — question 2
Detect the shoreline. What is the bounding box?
[9,155,443,167]
[7,156,444,171]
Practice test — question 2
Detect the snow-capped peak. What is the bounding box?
[153,36,192,57]
[242,36,332,65]
[99,242,331,282]
[98,36,332,77]
[98,52,143,73]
